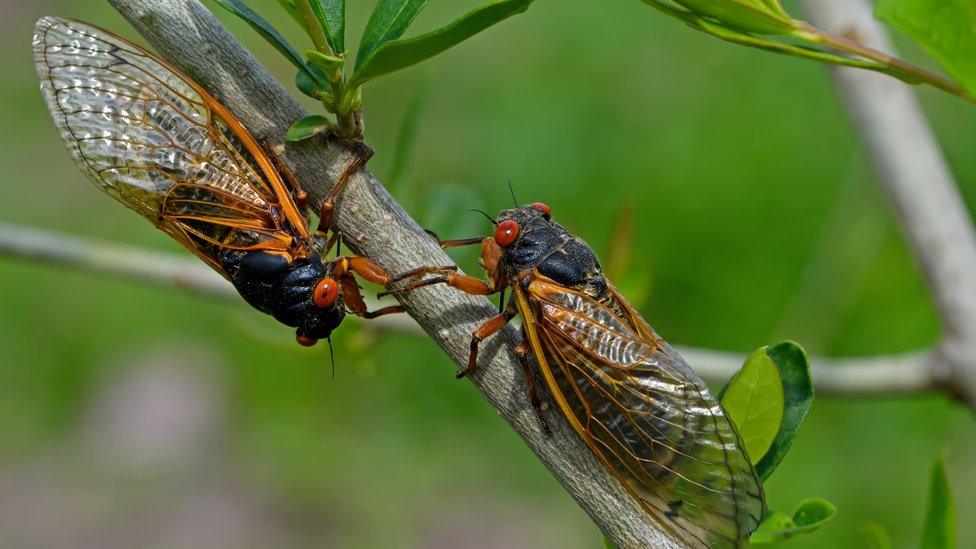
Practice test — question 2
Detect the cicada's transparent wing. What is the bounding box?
[521,279,764,548]
[32,17,308,274]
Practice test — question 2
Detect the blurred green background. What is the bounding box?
[1,0,974,547]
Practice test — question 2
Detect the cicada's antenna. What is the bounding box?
[468,208,497,225]
[327,336,335,380]
[508,180,519,207]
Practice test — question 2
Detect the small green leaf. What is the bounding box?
[751,499,837,543]
[286,114,331,141]
[295,69,319,98]
[754,341,813,480]
[350,0,533,88]
[921,453,956,549]
[312,0,345,53]
[215,0,321,86]
[793,498,835,528]
[720,347,784,462]
[860,523,893,549]
[307,50,345,82]
[876,0,976,95]
[602,536,617,549]
[671,0,798,35]
[294,61,331,99]
[356,0,430,70]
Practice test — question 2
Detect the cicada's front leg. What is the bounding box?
[331,256,404,319]
[377,265,498,298]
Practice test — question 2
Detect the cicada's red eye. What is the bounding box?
[313,277,339,308]
[296,335,318,347]
[494,219,520,248]
[531,202,551,219]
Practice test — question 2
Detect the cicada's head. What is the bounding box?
[490,202,607,297]
[220,250,347,347]
[491,202,563,274]
[279,259,347,347]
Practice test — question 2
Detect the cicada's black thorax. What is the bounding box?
[496,206,609,300]
[220,250,345,340]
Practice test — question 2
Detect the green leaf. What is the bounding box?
[307,50,345,82]
[860,523,893,549]
[720,347,784,463]
[754,341,813,480]
[350,0,533,88]
[294,60,331,99]
[671,0,798,35]
[876,0,976,95]
[285,114,331,141]
[215,0,322,86]
[275,0,304,27]
[751,499,837,543]
[921,453,956,549]
[312,0,345,53]
[356,0,430,70]
[295,69,319,98]
[602,536,617,549]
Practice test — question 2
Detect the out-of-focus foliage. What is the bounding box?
[1,1,975,547]
[751,498,837,544]
[860,522,894,549]
[876,0,976,95]
[921,453,956,549]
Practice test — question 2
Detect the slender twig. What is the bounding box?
[0,221,942,396]
[796,22,975,103]
[639,1,976,104]
[102,1,680,546]
[800,0,976,411]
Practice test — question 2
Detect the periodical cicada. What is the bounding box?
[34,17,402,348]
[383,201,766,548]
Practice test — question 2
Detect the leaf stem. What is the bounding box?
[796,22,976,103]
[295,0,359,136]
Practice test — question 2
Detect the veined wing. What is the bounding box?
[33,17,309,274]
[519,278,764,548]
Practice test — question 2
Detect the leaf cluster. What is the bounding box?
[215,0,533,139]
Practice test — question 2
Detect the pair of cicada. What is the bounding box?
[35,17,763,548]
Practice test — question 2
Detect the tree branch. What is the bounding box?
[0,220,944,396]
[800,0,976,411]
[102,0,681,546]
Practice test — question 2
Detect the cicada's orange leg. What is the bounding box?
[317,144,373,235]
[458,304,517,379]
[437,236,488,249]
[331,256,405,318]
[261,142,309,209]
[515,341,552,436]
[377,267,497,298]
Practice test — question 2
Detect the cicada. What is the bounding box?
[33,17,402,347]
[384,202,765,547]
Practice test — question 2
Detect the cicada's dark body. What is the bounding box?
[386,202,765,548]
[34,17,401,346]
